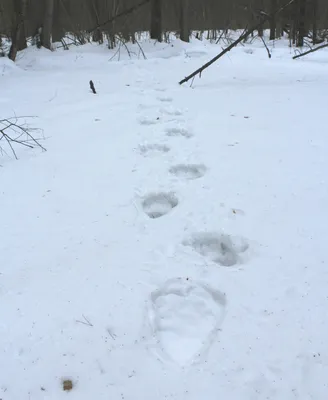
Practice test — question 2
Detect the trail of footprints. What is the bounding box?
[135,90,249,367]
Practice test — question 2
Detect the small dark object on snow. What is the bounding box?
[89,80,97,94]
[62,379,73,391]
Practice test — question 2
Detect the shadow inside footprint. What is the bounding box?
[165,127,193,138]
[183,232,249,266]
[142,192,178,219]
[138,117,159,126]
[139,143,170,155]
[169,164,206,180]
[158,97,173,103]
[160,107,183,116]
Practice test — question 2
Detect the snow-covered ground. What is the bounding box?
[1,36,328,400]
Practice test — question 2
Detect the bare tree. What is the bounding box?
[296,0,306,46]
[8,0,28,61]
[270,0,278,39]
[41,0,54,49]
[179,0,189,42]
[52,0,64,43]
[312,0,318,43]
[2,0,327,59]
[150,0,162,41]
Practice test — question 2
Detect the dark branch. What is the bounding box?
[87,0,151,33]
[0,117,46,160]
[293,42,328,59]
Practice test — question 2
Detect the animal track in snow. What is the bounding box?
[169,164,206,180]
[142,192,178,219]
[165,127,193,138]
[185,50,208,58]
[138,116,160,126]
[139,143,170,155]
[229,208,245,217]
[160,107,183,116]
[183,232,249,266]
[147,278,226,366]
[157,96,173,103]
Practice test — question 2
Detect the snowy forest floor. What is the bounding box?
[1,36,328,400]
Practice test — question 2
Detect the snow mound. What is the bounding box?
[0,57,20,76]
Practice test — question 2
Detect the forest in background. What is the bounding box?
[1,0,328,61]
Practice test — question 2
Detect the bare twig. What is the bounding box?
[0,116,45,160]
[106,327,117,340]
[259,35,272,58]
[88,0,151,34]
[89,80,97,94]
[135,38,147,60]
[76,315,93,327]
[179,0,296,85]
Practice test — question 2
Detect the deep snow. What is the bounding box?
[1,36,328,400]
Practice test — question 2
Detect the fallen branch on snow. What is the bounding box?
[293,42,328,59]
[179,0,297,85]
[0,116,46,159]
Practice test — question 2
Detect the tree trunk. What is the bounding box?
[257,0,264,37]
[8,0,28,61]
[150,0,162,42]
[258,26,264,37]
[52,0,63,43]
[179,0,189,42]
[296,0,306,47]
[312,0,318,44]
[269,0,278,39]
[41,0,54,49]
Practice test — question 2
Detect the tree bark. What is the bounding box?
[150,0,162,42]
[41,0,54,49]
[296,0,306,47]
[312,0,318,44]
[179,0,189,42]
[269,0,278,40]
[8,0,28,61]
[52,0,63,43]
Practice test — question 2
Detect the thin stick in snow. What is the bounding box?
[89,80,97,94]
[76,315,93,327]
[258,35,272,58]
